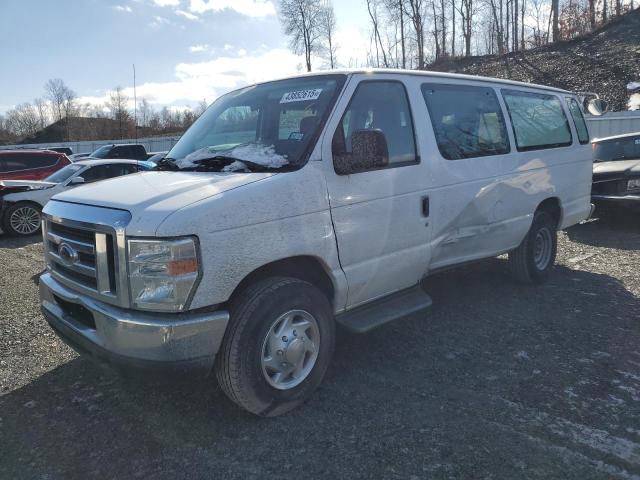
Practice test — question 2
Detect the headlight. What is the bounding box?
[127,237,200,312]
[628,179,640,191]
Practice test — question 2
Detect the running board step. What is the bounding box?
[335,286,433,334]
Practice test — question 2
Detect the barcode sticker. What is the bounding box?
[280,89,322,103]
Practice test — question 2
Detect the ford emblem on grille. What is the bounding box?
[58,243,79,266]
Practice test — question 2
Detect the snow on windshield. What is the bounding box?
[176,143,289,171]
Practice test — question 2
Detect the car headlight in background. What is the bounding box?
[627,179,640,192]
[128,237,200,312]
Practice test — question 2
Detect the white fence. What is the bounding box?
[585,111,640,139]
[0,135,181,154]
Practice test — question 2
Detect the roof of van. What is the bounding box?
[259,68,574,95]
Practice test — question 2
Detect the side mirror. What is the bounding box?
[586,98,608,116]
[334,129,390,175]
[69,176,85,185]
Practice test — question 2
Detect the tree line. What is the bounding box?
[0,79,207,144]
[279,0,637,70]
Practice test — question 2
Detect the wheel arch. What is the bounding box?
[229,255,337,308]
[535,197,562,228]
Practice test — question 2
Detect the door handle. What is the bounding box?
[421,196,430,218]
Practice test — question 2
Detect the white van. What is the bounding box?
[39,70,595,416]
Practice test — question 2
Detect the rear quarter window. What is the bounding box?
[501,89,572,151]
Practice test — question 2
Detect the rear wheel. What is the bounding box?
[508,210,557,284]
[215,277,335,416]
[3,202,42,236]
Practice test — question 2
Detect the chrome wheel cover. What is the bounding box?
[9,206,41,235]
[260,309,320,390]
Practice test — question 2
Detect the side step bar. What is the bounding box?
[335,285,433,334]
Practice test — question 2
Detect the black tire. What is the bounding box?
[2,202,42,237]
[215,277,335,417]
[508,210,557,284]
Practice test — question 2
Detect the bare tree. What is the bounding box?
[195,99,208,118]
[138,98,155,127]
[367,0,389,67]
[5,103,40,138]
[279,0,324,72]
[44,79,74,122]
[107,86,131,139]
[33,97,49,130]
[552,0,560,41]
[457,0,475,55]
[319,1,338,68]
[405,0,427,68]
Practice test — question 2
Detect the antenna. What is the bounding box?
[133,63,139,171]
[133,64,138,144]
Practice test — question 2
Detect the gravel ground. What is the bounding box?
[1,214,639,479]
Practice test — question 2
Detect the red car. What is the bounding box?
[0,150,71,183]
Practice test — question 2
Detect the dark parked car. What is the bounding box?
[0,150,71,184]
[88,143,150,160]
[591,132,640,211]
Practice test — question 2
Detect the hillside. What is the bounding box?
[430,8,640,111]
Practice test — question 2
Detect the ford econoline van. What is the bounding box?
[39,70,596,416]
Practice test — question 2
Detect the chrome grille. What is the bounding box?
[44,220,117,299]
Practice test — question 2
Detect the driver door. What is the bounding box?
[321,75,433,309]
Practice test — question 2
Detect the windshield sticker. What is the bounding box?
[280,89,322,103]
[635,139,640,145]
[288,131,305,141]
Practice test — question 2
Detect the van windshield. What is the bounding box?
[163,75,346,172]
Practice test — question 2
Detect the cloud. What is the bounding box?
[189,44,209,52]
[188,0,276,17]
[113,4,133,12]
[152,0,180,6]
[149,15,171,28]
[77,48,303,109]
[176,9,199,20]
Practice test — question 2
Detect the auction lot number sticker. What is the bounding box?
[280,89,322,103]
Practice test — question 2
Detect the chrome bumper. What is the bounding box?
[592,194,640,202]
[592,194,640,210]
[39,272,229,375]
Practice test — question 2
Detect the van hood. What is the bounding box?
[52,171,276,234]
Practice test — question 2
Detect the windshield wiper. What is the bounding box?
[154,157,179,171]
[188,155,275,172]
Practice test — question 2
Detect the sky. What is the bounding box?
[0,0,371,115]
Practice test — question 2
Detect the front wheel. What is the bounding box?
[3,202,42,236]
[508,211,557,284]
[215,277,335,416]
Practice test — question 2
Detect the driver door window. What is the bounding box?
[332,81,418,173]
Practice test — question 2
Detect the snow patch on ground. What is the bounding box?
[177,143,288,170]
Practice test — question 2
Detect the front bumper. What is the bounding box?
[592,194,640,209]
[39,272,229,375]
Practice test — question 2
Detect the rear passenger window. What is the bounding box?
[566,97,589,144]
[332,81,417,168]
[421,83,509,160]
[501,90,572,151]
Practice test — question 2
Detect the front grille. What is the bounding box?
[45,219,118,299]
